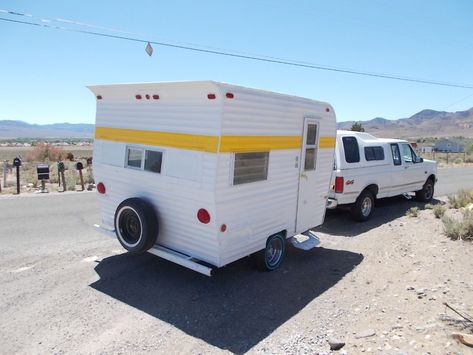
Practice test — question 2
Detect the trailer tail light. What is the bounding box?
[226,92,234,99]
[97,182,106,194]
[135,95,142,100]
[152,94,160,100]
[334,177,344,193]
[197,208,211,224]
[96,95,103,100]
[207,94,216,100]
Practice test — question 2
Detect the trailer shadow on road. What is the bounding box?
[316,196,443,237]
[90,246,363,354]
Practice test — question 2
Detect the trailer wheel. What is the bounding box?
[114,198,158,253]
[351,190,375,222]
[415,178,434,202]
[255,233,286,271]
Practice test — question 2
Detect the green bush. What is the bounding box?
[442,210,473,241]
[448,189,473,209]
[406,207,419,217]
[432,204,447,219]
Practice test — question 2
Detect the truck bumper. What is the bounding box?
[326,198,338,209]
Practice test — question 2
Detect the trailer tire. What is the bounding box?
[415,178,434,202]
[350,190,375,222]
[255,233,286,271]
[114,198,158,253]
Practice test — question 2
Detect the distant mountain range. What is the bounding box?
[338,107,473,138]
[1,106,472,139]
[0,120,94,139]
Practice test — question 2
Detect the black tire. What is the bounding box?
[416,178,434,202]
[350,190,375,222]
[114,198,158,253]
[255,233,286,271]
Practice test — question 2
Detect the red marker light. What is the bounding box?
[207,94,216,100]
[152,94,160,100]
[135,95,142,100]
[197,208,211,224]
[96,95,103,100]
[97,182,106,194]
[226,93,234,99]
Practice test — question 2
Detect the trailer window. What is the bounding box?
[233,152,269,185]
[127,148,143,168]
[126,147,163,173]
[144,150,163,173]
[342,136,360,163]
[364,146,385,161]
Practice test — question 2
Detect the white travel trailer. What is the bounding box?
[90,81,336,275]
[327,130,437,221]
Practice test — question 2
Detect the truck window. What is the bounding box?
[342,136,360,163]
[390,144,402,166]
[233,152,269,185]
[401,144,416,163]
[364,146,384,161]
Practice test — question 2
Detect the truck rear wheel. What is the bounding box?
[351,190,375,222]
[114,198,158,253]
[416,178,434,202]
[255,233,286,271]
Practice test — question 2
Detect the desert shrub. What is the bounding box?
[66,152,74,161]
[406,207,419,217]
[443,210,473,241]
[448,189,473,209]
[25,143,63,162]
[432,204,447,219]
[425,203,434,209]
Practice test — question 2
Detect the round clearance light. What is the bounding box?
[220,224,227,232]
[326,107,330,112]
[96,95,103,100]
[197,208,211,224]
[135,94,142,100]
[97,182,106,194]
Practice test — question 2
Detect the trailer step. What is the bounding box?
[290,231,321,250]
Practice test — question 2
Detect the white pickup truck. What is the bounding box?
[327,130,437,221]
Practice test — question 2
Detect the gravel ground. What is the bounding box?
[0,193,472,354]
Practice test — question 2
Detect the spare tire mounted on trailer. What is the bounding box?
[114,198,159,253]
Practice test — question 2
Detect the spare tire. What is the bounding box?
[114,198,158,253]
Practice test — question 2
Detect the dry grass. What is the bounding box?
[448,189,473,209]
[443,210,473,241]
[432,204,447,219]
[406,207,419,217]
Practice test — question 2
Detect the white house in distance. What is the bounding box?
[434,139,464,153]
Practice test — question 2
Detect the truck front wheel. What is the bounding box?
[416,179,434,202]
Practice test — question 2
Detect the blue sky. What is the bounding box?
[1,0,472,124]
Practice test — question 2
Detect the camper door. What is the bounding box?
[296,118,321,232]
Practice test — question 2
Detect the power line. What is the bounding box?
[1,15,473,90]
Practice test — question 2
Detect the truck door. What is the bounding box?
[296,118,324,232]
[400,143,425,191]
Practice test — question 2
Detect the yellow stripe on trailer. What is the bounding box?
[95,126,335,153]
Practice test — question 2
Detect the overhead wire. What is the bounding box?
[1,12,473,90]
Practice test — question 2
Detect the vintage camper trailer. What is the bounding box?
[90,81,336,275]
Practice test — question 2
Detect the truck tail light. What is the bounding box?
[335,177,344,193]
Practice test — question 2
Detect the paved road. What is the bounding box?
[436,166,473,197]
[0,166,471,353]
